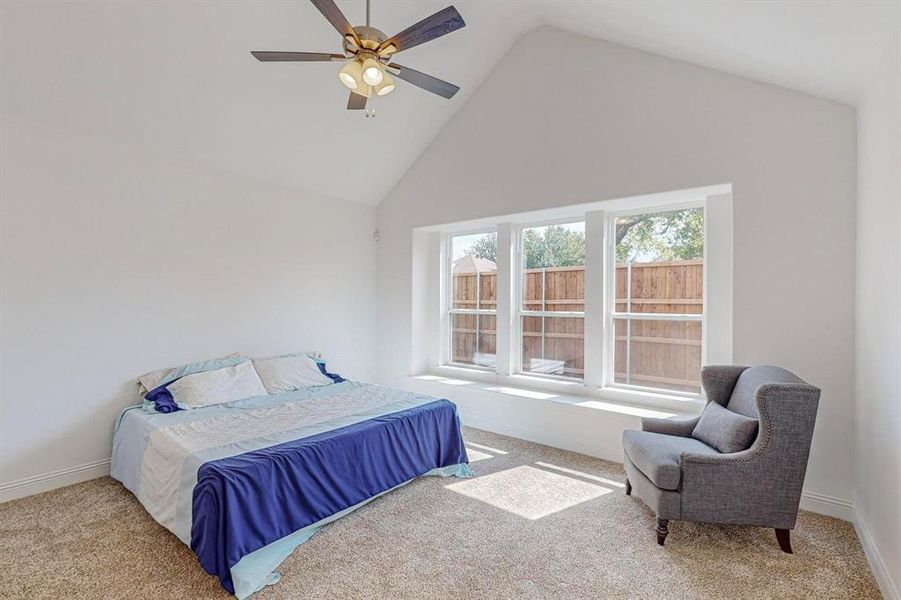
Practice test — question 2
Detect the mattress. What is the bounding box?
[110,380,471,597]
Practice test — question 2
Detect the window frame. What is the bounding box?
[602,202,706,397]
[442,228,498,372]
[512,218,587,383]
[430,189,731,410]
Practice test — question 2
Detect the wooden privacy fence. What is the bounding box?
[452,259,703,392]
[613,260,703,392]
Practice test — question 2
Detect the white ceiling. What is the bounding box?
[2,1,897,205]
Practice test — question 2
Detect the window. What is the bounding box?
[518,222,585,379]
[448,231,497,368]
[609,207,704,393]
[433,190,726,403]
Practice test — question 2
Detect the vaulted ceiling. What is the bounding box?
[2,1,896,205]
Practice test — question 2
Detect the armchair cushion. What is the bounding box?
[622,430,719,491]
[691,401,759,453]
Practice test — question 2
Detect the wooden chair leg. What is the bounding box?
[775,528,793,554]
[625,479,632,495]
[656,517,669,546]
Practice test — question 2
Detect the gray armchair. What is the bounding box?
[621,365,820,552]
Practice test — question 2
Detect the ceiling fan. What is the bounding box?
[252,0,466,117]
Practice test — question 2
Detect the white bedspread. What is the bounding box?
[112,381,430,544]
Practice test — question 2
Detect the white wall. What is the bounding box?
[0,113,378,494]
[377,27,858,511]
[854,28,901,598]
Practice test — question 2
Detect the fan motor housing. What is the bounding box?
[344,26,388,54]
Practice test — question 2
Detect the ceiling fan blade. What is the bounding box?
[310,0,361,47]
[388,63,460,99]
[252,51,344,62]
[379,6,465,55]
[347,91,368,110]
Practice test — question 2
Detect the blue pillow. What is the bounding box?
[145,385,180,413]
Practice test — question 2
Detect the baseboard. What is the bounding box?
[855,508,900,600]
[0,458,111,503]
[799,490,855,521]
[462,415,624,464]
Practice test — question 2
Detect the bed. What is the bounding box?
[110,378,471,598]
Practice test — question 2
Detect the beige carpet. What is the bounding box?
[0,427,880,599]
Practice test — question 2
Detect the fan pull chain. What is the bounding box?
[365,88,375,118]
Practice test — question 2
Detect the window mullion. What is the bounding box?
[495,223,514,377]
[439,232,451,367]
[583,210,606,389]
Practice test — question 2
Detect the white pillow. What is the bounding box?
[137,352,243,396]
[252,354,334,394]
[168,360,267,409]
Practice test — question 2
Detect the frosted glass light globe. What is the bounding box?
[338,61,363,90]
[361,58,384,86]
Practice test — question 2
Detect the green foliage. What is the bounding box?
[522,225,585,268]
[615,208,704,263]
[465,225,586,269]
[465,208,703,268]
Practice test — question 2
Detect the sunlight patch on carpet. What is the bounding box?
[445,465,611,519]
[534,461,626,488]
[465,447,493,462]
[465,441,508,455]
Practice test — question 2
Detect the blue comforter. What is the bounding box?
[111,381,470,597]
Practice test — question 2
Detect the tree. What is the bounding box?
[522,225,585,268]
[467,234,498,264]
[615,208,703,262]
[466,225,585,269]
[464,207,703,267]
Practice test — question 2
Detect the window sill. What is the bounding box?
[418,365,705,416]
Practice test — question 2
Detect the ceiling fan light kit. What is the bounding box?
[374,73,395,96]
[361,57,383,86]
[253,0,466,117]
[338,60,363,90]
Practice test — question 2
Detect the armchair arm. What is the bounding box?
[641,415,700,437]
[679,382,821,528]
[701,365,749,406]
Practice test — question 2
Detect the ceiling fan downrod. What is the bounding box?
[364,0,371,117]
